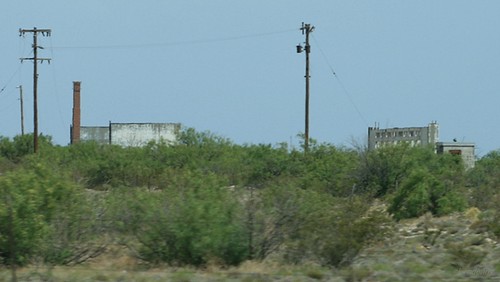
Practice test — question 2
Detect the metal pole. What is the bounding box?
[17,85,24,135]
[297,23,314,151]
[33,28,38,152]
[304,25,311,151]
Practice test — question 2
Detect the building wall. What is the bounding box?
[80,126,110,144]
[75,123,180,147]
[368,122,439,150]
[110,123,180,147]
[436,142,475,169]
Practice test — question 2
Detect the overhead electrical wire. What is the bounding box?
[49,36,67,130]
[48,28,298,50]
[311,34,369,127]
[0,65,22,95]
[0,39,29,96]
[0,58,27,96]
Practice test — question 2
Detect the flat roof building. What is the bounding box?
[70,81,180,147]
[436,142,475,169]
[77,122,181,146]
[368,122,439,150]
[367,121,475,169]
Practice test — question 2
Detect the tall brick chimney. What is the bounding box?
[71,81,81,144]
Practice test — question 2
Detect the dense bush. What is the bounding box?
[0,164,79,265]
[0,129,496,269]
[108,170,247,266]
[388,168,467,220]
[0,134,53,163]
[467,150,500,210]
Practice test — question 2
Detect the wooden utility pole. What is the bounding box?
[20,27,51,153]
[297,22,314,151]
[17,85,24,135]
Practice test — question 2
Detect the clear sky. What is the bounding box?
[1,1,499,155]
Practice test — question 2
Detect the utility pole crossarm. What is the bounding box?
[20,58,52,63]
[19,28,52,36]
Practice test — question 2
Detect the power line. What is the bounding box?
[311,34,369,127]
[0,64,24,95]
[48,36,67,131]
[48,28,297,50]
[0,35,30,96]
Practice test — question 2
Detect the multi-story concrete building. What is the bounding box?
[368,122,439,150]
[367,121,475,169]
[70,81,180,147]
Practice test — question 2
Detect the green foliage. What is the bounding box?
[389,168,467,220]
[446,242,487,269]
[0,134,53,162]
[0,164,77,265]
[300,143,359,195]
[41,189,107,265]
[357,143,415,197]
[467,150,500,209]
[109,170,247,266]
[300,197,393,266]
[389,170,435,219]
[0,128,494,269]
[357,144,465,198]
[246,183,392,267]
[356,145,468,220]
[246,183,310,260]
[473,197,500,239]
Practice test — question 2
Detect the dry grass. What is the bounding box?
[3,210,498,281]
[0,261,335,282]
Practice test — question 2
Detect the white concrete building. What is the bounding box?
[368,122,439,150]
[436,142,476,169]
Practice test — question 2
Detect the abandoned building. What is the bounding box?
[368,122,475,169]
[368,122,439,150]
[70,81,180,147]
[436,142,476,169]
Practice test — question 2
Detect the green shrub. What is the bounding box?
[109,171,248,266]
[0,164,78,266]
[389,169,467,220]
[446,243,486,269]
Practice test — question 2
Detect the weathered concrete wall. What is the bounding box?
[368,122,439,150]
[80,126,110,144]
[436,142,476,169]
[110,123,180,147]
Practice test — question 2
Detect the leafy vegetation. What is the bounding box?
[0,129,499,274]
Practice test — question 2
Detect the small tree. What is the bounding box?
[388,168,467,220]
[109,170,248,266]
[0,164,77,278]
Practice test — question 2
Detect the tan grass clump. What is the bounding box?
[465,207,481,222]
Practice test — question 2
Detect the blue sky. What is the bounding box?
[1,1,499,155]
